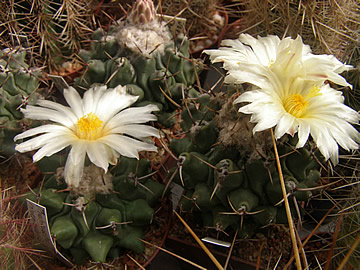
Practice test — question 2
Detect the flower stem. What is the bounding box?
[173,210,224,270]
[270,129,302,270]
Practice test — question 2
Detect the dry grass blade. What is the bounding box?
[295,229,308,269]
[173,210,224,270]
[325,214,343,270]
[337,234,360,270]
[224,228,237,270]
[256,241,265,270]
[0,187,45,269]
[270,128,302,270]
[190,153,218,170]
[126,254,145,270]
[139,239,207,270]
[161,167,178,198]
[159,85,181,108]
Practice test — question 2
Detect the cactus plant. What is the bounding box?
[170,89,324,238]
[0,0,95,69]
[23,156,166,264]
[0,47,41,157]
[74,0,203,127]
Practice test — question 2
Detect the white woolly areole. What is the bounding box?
[114,20,171,57]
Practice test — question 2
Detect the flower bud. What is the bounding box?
[130,0,156,25]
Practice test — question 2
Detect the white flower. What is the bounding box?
[204,34,352,89]
[235,77,360,165]
[204,34,360,165]
[14,85,160,187]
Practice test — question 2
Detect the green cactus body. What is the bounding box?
[190,122,218,154]
[212,207,240,231]
[180,190,195,211]
[170,166,194,189]
[113,174,144,201]
[170,104,323,240]
[237,219,258,239]
[142,179,166,206]
[74,19,202,130]
[192,183,212,210]
[285,148,319,181]
[39,189,66,217]
[82,231,114,263]
[25,152,164,263]
[148,69,175,106]
[294,182,313,201]
[208,145,239,166]
[71,201,101,237]
[180,152,210,184]
[96,194,127,213]
[126,84,145,101]
[170,136,192,156]
[96,208,122,229]
[246,160,271,205]
[228,188,259,213]
[51,215,79,249]
[214,159,244,205]
[69,247,89,265]
[252,206,277,226]
[265,180,282,205]
[49,194,72,225]
[125,199,154,226]
[0,48,41,157]
[107,58,136,88]
[116,225,145,254]
[304,169,321,187]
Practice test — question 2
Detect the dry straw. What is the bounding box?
[238,0,359,61]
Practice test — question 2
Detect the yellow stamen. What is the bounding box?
[284,94,308,118]
[283,86,322,118]
[308,85,322,98]
[76,112,103,140]
[268,59,275,68]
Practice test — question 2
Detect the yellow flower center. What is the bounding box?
[283,86,321,118]
[76,112,103,140]
[283,94,308,118]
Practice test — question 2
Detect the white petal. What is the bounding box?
[235,90,271,104]
[329,126,358,151]
[106,104,159,128]
[100,134,157,159]
[20,106,74,126]
[95,86,139,123]
[15,130,75,152]
[251,110,279,133]
[63,87,84,118]
[258,35,281,62]
[36,100,78,124]
[109,124,159,139]
[106,146,119,165]
[225,69,271,90]
[82,85,107,114]
[86,142,111,173]
[63,142,87,187]
[14,124,70,141]
[275,113,295,138]
[296,120,310,148]
[32,136,73,162]
[310,125,339,164]
[239,34,275,66]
